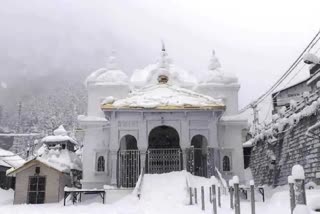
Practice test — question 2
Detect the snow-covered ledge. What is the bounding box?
[77,115,109,126]
[219,114,248,126]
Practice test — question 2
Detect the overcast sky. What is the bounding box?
[1,0,320,109]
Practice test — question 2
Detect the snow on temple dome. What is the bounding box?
[200,50,238,85]
[101,83,225,110]
[130,47,197,88]
[85,53,128,87]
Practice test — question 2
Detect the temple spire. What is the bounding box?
[159,41,169,69]
[208,49,221,71]
[161,40,166,52]
[106,50,119,70]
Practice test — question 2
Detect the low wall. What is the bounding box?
[250,113,320,187]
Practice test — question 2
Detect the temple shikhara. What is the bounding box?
[78,46,247,189]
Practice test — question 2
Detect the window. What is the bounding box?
[97,156,105,172]
[28,176,46,204]
[223,156,231,172]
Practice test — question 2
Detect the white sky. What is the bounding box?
[1,0,320,110]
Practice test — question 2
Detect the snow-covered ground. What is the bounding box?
[0,171,319,214]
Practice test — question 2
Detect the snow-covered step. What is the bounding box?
[140,171,189,204]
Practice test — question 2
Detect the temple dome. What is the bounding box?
[85,53,128,87]
[130,47,197,88]
[200,50,238,85]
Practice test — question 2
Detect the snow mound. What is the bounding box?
[140,171,218,206]
[293,205,310,214]
[140,171,189,204]
[0,188,13,205]
[109,84,224,109]
[292,164,305,180]
[38,147,82,173]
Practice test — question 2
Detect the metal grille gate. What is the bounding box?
[117,150,140,188]
[186,147,215,177]
[146,148,182,174]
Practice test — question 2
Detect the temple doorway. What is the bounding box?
[117,135,140,188]
[146,125,182,173]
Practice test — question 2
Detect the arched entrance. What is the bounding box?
[117,135,140,188]
[188,135,208,177]
[186,135,211,177]
[146,126,182,173]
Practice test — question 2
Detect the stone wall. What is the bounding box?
[250,113,320,187]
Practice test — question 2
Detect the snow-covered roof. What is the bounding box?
[41,125,78,145]
[199,50,238,85]
[250,89,320,146]
[85,53,128,87]
[7,147,82,175]
[243,139,254,148]
[130,48,197,88]
[37,148,82,172]
[0,148,25,168]
[102,83,225,110]
[307,70,320,85]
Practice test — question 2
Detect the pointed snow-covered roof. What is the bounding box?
[130,46,197,88]
[85,52,128,87]
[53,125,67,136]
[41,125,78,145]
[102,81,225,110]
[200,50,238,85]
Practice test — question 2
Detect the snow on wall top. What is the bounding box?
[85,53,129,87]
[77,115,108,122]
[130,48,197,88]
[102,83,225,110]
[248,89,320,147]
[199,50,238,85]
[0,148,25,168]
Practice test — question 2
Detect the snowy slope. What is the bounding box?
[0,189,13,205]
[0,171,319,214]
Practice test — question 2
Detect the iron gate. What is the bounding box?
[186,147,215,177]
[117,150,140,188]
[146,148,182,174]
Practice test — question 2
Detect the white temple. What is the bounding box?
[79,47,247,188]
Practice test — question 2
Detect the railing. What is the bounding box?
[117,149,140,188]
[136,167,145,199]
